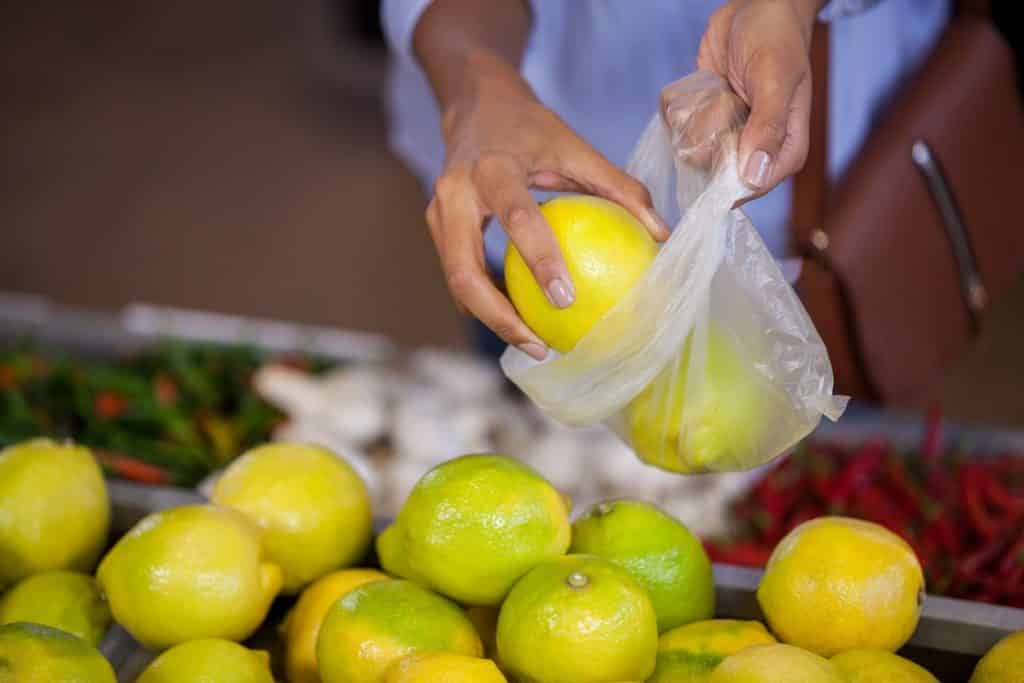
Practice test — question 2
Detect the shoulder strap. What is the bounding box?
[790,22,830,253]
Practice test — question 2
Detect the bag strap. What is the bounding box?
[790,22,831,252]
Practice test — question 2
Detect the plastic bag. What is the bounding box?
[501,72,847,474]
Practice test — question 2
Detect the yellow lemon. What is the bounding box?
[831,649,938,683]
[0,622,116,683]
[626,328,771,474]
[570,499,714,633]
[650,620,777,682]
[757,517,924,657]
[709,643,843,683]
[96,504,283,649]
[505,195,658,352]
[0,570,111,647]
[316,579,482,683]
[497,554,658,683]
[970,630,1024,683]
[0,439,110,588]
[136,638,274,683]
[281,568,390,683]
[378,454,571,607]
[384,652,507,683]
[211,442,373,593]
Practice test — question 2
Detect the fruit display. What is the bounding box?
[1,436,1021,681]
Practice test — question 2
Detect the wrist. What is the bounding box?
[439,48,537,141]
[788,0,827,43]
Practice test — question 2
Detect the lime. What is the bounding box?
[650,619,777,682]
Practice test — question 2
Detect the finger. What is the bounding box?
[560,140,671,241]
[430,173,548,360]
[473,154,575,309]
[737,54,807,194]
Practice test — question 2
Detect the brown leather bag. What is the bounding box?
[793,7,1024,405]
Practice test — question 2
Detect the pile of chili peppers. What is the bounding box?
[705,410,1024,607]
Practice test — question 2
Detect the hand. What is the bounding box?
[689,0,825,196]
[426,51,669,359]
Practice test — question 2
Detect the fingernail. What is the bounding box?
[519,342,548,361]
[743,150,773,189]
[545,278,575,309]
[643,207,671,240]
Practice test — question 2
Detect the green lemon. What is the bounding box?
[570,499,714,632]
[0,571,110,647]
[650,619,777,682]
[377,454,571,606]
[0,622,116,683]
[136,638,275,683]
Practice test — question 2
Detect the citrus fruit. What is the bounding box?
[384,652,507,682]
[569,499,714,632]
[0,439,110,588]
[316,579,482,683]
[0,621,116,683]
[505,194,658,352]
[496,554,658,683]
[970,630,1024,683]
[281,568,389,683]
[709,643,843,683]
[96,504,283,649]
[650,619,777,682]
[626,328,769,474]
[757,517,924,657]
[831,649,938,682]
[0,570,110,647]
[211,441,373,593]
[377,454,571,606]
[136,638,274,683]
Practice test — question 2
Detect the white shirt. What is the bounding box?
[383,0,950,264]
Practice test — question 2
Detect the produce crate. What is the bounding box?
[101,482,1024,682]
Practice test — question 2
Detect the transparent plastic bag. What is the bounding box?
[501,72,847,474]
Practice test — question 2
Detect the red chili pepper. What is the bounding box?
[153,373,179,405]
[94,391,128,420]
[962,465,1001,540]
[883,459,928,518]
[94,452,170,485]
[706,541,773,568]
[0,364,15,389]
[958,533,1012,580]
[983,474,1024,516]
[997,529,1024,576]
[924,514,962,556]
[830,442,886,504]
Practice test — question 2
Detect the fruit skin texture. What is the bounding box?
[626,328,769,474]
[970,630,1024,683]
[570,499,714,633]
[0,438,110,588]
[757,517,924,657]
[505,194,658,353]
[136,638,274,683]
[0,621,116,683]
[0,570,111,647]
[708,643,844,683]
[316,579,482,683]
[650,619,777,683]
[211,441,373,593]
[383,652,508,683]
[96,504,283,650]
[831,649,939,683]
[377,454,571,606]
[281,568,390,683]
[496,554,658,683]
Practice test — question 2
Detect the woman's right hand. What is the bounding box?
[423,50,668,360]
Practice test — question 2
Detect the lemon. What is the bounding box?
[136,638,274,683]
[96,504,283,649]
[316,579,482,683]
[378,454,571,606]
[505,195,658,352]
[650,620,777,682]
[831,649,938,682]
[384,652,507,682]
[757,517,924,657]
[709,643,843,683]
[497,554,658,683]
[0,621,116,683]
[0,570,110,647]
[211,442,373,593]
[970,630,1024,683]
[626,328,770,474]
[570,499,714,632]
[0,439,110,588]
[281,568,389,683]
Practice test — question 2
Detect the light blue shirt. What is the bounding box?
[383,0,950,265]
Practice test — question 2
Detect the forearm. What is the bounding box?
[412,0,532,113]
